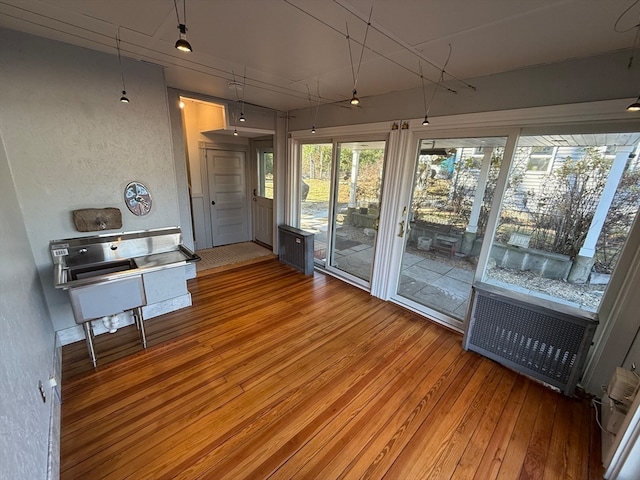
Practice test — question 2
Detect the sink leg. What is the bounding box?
[83,321,97,368]
[135,307,147,349]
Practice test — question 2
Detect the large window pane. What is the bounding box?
[483,133,640,312]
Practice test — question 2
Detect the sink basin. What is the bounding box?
[68,259,137,281]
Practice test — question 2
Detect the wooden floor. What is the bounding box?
[61,259,604,480]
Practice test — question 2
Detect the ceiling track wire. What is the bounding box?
[0,9,336,105]
[331,0,475,91]
[115,27,126,92]
[426,44,453,116]
[282,0,456,94]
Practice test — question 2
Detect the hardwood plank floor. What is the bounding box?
[60,259,604,480]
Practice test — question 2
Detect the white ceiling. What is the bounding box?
[1,0,638,112]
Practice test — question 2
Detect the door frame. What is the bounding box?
[199,141,250,250]
[290,123,393,290]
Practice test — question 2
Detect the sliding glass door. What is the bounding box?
[328,141,386,283]
[299,139,387,287]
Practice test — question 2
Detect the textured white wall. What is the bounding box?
[0,133,57,480]
[0,28,182,331]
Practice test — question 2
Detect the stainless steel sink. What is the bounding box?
[49,227,200,367]
[68,259,137,280]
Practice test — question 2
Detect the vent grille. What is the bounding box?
[464,284,598,395]
[278,225,314,275]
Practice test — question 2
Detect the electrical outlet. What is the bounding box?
[38,380,46,403]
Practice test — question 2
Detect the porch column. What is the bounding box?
[568,146,634,283]
[349,149,360,208]
[461,147,494,255]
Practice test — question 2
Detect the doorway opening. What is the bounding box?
[178,96,275,251]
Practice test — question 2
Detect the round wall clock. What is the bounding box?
[124,181,152,216]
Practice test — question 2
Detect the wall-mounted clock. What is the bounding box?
[124,181,152,216]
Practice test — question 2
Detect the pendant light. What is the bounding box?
[627,96,640,112]
[350,89,360,106]
[174,0,192,52]
[115,28,129,103]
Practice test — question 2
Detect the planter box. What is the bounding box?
[490,243,572,279]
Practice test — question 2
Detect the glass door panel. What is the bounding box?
[254,146,274,247]
[328,141,386,283]
[395,137,506,323]
[299,143,333,267]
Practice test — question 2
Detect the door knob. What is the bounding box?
[211,200,216,205]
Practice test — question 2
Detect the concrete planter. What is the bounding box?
[490,243,572,279]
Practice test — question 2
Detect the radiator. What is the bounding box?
[463,283,598,396]
[277,225,314,275]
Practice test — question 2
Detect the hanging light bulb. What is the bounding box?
[175,24,192,52]
[120,90,129,103]
[233,129,238,136]
[311,126,316,134]
[173,0,192,52]
[422,115,429,126]
[350,89,360,106]
[239,112,246,122]
[627,96,640,112]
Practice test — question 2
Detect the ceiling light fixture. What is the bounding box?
[239,112,246,122]
[233,129,238,136]
[115,28,129,103]
[173,0,192,52]
[350,89,360,105]
[345,6,372,107]
[627,96,640,112]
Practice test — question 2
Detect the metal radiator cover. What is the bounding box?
[463,284,598,395]
[277,225,314,275]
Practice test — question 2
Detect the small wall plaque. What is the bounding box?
[72,208,122,232]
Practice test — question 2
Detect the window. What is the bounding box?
[482,132,640,312]
[258,149,274,199]
[526,146,555,172]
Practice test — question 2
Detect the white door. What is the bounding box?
[207,149,250,246]
[253,146,274,247]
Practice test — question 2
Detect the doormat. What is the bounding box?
[334,237,360,251]
[196,242,275,275]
